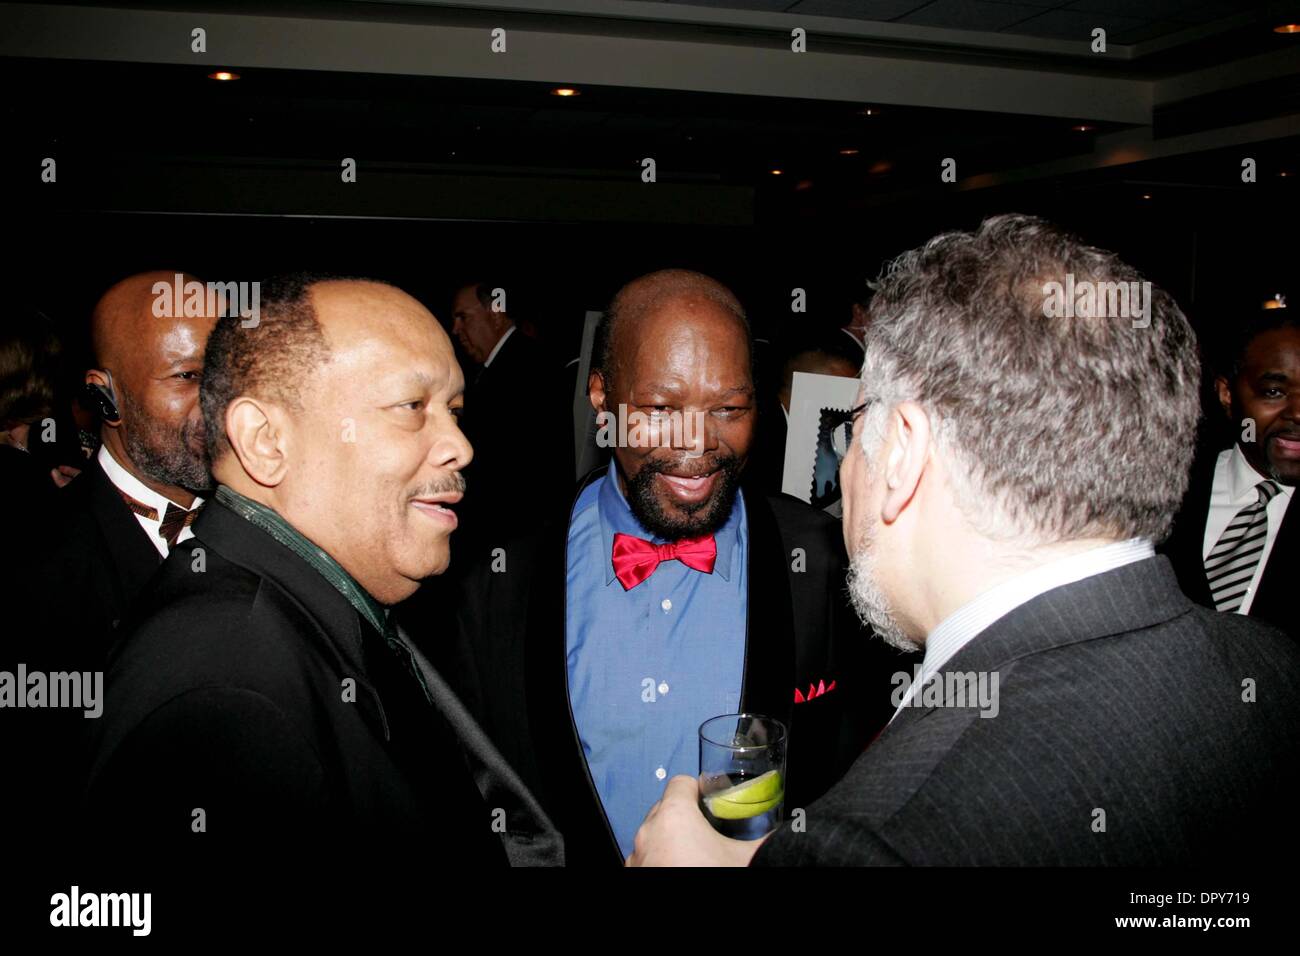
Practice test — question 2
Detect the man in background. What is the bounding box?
[449,279,560,555]
[31,270,217,668]
[1164,307,1297,640]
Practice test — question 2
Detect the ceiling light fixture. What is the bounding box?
[550,87,580,97]
[207,70,239,81]
[1273,23,1300,34]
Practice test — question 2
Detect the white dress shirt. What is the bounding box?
[1200,445,1294,615]
[482,323,517,369]
[97,445,202,558]
[889,538,1155,722]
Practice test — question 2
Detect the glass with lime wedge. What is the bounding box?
[699,714,787,840]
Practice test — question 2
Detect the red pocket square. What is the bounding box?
[794,678,836,703]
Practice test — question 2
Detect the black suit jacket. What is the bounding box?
[458,330,571,557]
[753,556,1300,865]
[443,474,912,866]
[84,496,560,865]
[1163,446,1298,640]
[25,457,162,671]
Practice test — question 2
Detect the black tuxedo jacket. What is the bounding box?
[84,497,561,865]
[25,457,162,671]
[1163,446,1298,640]
[458,330,573,558]
[753,556,1300,865]
[445,474,910,866]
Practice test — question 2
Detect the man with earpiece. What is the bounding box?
[27,270,219,670]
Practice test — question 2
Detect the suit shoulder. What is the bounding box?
[112,555,324,686]
[757,493,845,561]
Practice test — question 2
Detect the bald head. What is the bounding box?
[593,269,748,390]
[587,269,755,541]
[88,271,218,498]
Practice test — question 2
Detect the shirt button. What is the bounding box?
[655,766,667,781]
[658,682,669,695]
[661,598,672,612]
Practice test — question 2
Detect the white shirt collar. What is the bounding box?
[891,538,1155,719]
[483,323,517,368]
[1229,443,1294,502]
[97,445,204,557]
[98,444,196,514]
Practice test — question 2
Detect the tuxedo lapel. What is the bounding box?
[737,489,797,736]
[1252,498,1298,636]
[525,472,621,865]
[1164,454,1214,607]
[87,459,162,611]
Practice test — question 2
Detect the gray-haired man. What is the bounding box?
[628,214,1300,866]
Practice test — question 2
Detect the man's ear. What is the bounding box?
[588,370,610,415]
[1214,375,1233,421]
[225,397,289,488]
[881,401,931,524]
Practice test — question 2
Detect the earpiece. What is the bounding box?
[83,371,121,424]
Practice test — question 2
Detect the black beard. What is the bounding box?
[120,388,212,492]
[623,453,744,541]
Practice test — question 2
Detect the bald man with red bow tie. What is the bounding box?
[434,270,911,866]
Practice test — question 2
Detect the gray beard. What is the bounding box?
[846,516,919,653]
[120,390,211,492]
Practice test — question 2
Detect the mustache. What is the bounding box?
[639,452,739,478]
[408,473,467,500]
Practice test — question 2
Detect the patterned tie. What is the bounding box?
[118,490,199,547]
[158,502,199,547]
[1204,480,1281,612]
[611,532,717,590]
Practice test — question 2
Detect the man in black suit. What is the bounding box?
[26,271,217,671]
[629,215,1300,866]
[85,274,561,866]
[449,280,564,557]
[1164,308,1298,640]
[5,273,217,851]
[448,269,906,867]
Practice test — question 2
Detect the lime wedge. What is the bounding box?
[703,770,784,820]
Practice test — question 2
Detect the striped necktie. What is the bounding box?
[1204,479,1281,612]
[118,490,199,546]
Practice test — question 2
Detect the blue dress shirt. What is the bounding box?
[566,461,748,858]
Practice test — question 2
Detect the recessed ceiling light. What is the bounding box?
[1273,23,1300,34]
[1072,124,1094,132]
[770,168,783,176]
[1141,193,1152,200]
[207,71,239,81]
[550,87,580,97]
[859,107,880,117]
[1281,170,1292,177]
[839,148,860,156]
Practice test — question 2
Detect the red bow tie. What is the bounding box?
[612,532,717,590]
